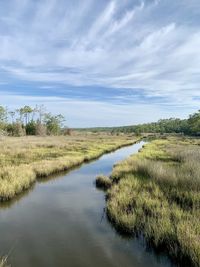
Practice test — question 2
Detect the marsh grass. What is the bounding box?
[0,133,137,200]
[0,165,36,201]
[106,137,200,266]
[0,257,10,267]
[96,175,112,190]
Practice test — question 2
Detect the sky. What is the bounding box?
[0,0,199,127]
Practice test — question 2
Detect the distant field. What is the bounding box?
[97,136,200,267]
[0,132,137,201]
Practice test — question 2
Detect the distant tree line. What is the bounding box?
[77,110,200,136]
[0,105,68,136]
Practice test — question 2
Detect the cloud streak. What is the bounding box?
[0,92,195,127]
[0,0,199,125]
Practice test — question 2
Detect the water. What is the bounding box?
[0,141,173,267]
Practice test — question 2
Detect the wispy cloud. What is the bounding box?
[0,92,195,127]
[0,0,199,125]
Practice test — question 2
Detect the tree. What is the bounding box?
[36,105,46,124]
[18,106,33,125]
[16,108,24,123]
[23,106,33,125]
[0,104,67,136]
[31,106,38,121]
[9,111,15,123]
[0,106,7,130]
[188,110,200,136]
[44,113,65,135]
[135,128,142,136]
[0,106,7,123]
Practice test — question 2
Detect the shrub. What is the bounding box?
[8,122,26,137]
[26,121,36,135]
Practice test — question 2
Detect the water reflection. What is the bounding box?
[0,142,174,267]
[0,184,35,210]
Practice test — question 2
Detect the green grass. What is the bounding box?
[105,137,200,266]
[0,132,138,201]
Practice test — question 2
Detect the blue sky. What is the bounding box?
[0,0,199,127]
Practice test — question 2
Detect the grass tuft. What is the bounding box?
[96,175,112,190]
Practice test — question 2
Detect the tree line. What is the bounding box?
[124,110,200,136]
[0,105,68,136]
[77,110,200,136]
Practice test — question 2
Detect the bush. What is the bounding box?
[7,122,26,137]
[26,121,36,135]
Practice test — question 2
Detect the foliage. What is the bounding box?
[18,105,33,125]
[0,106,7,130]
[188,110,200,136]
[0,105,66,136]
[44,113,65,135]
[77,111,200,136]
[6,122,26,137]
[106,137,200,266]
[25,121,37,135]
[0,106,7,122]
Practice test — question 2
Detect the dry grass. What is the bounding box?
[0,132,138,200]
[0,165,35,201]
[106,137,200,266]
[0,257,10,267]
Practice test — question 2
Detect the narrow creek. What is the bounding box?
[0,141,174,267]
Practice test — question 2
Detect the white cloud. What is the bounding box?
[0,92,196,127]
[0,0,199,116]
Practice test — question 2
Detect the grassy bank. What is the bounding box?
[100,137,200,266]
[0,132,137,201]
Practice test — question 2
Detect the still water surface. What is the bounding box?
[0,141,174,267]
